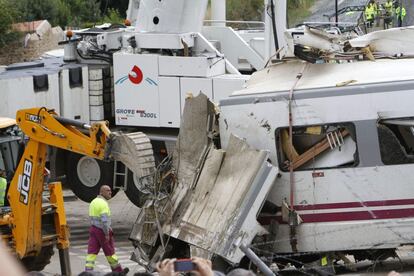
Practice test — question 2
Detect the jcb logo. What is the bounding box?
[25,113,41,123]
[17,160,32,205]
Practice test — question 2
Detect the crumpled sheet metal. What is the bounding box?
[349,26,414,55]
[168,134,278,264]
[170,93,216,211]
[129,93,216,250]
[129,93,278,265]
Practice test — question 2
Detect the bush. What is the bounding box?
[14,0,102,28]
[55,0,72,27]
[0,0,21,47]
[227,0,264,21]
[68,0,101,26]
[103,8,124,25]
[15,0,60,24]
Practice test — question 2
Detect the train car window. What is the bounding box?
[378,118,414,165]
[275,123,358,171]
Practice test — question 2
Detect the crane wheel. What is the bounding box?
[21,245,54,272]
[66,152,119,202]
[125,169,151,208]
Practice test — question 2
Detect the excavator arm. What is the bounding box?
[7,107,154,266]
[16,108,112,160]
[6,107,113,262]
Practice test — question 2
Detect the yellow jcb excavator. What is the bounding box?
[0,107,155,274]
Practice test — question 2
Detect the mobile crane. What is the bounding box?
[0,107,154,274]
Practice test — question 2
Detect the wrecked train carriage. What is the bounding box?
[130,48,414,268]
[219,57,414,257]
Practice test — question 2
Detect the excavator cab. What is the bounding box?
[0,118,22,207]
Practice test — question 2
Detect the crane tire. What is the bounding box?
[66,152,118,202]
[125,170,151,208]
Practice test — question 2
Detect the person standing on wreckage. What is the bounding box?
[85,185,129,275]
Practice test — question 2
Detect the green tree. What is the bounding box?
[101,0,129,18]
[55,0,72,27]
[226,0,264,21]
[68,0,101,26]
[14,0,102,28]
[0,0,20,47]
[15,0,60,25]
[103,8,124,25]
[287,0,314,27]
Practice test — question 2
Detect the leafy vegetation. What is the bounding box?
[225,0,314,28]
[226,0,264,21]
[287,0,315,27]
[0,0,21,47]
[102,8,124,25]
[14,0,103,27]
[0,0,315,47]
[0,0,128,47]
[0,0,127,47]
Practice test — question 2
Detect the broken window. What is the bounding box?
[276,123,358,171]
[377,118,414,165]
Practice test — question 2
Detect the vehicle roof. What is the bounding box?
[232,58,414,96]
[0,56,85,80]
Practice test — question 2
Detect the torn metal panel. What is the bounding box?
[130,94,277,266]
[291,26,346,53]
[170,93,217,212]
[168,134,278,264]
[349,27,414,55]
[129,93,219,261]
[190,245,212,260]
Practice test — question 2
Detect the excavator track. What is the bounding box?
[111,131,156,207]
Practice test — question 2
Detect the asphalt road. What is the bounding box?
[42,191,144,275]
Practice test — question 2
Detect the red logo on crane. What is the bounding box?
[115,65,158,86]
[128,65,143,84]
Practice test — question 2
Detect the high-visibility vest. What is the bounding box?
[0,177,7,207]
[372,2,378,16]
[89,196,111,231]
[384,1,393,14]
[365,5,375,20]
[396,7,406,19]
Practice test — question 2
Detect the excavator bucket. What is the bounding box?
[109,131,156,192]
